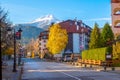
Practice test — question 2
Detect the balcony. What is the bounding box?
[114,20,120,28]
[113,14,120,15]
[113,8,120,15]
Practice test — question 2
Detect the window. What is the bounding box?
[44,45,46,47]
[39,47,41,50]
[39,43,41,45]
[42,36,46,39]
[44,40,46,43]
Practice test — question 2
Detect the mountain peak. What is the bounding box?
[15,14,60,30]
[32,14,56,23]
[45,14,54,18]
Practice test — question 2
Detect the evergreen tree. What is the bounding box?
[89,23,101,49]
[101,23,114,47]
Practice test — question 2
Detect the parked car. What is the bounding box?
[63,55,72,62]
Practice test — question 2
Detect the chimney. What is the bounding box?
[74,17,79,30]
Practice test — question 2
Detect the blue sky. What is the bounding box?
[1,0,111,28]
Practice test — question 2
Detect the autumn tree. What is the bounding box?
[113,34,120,60]
[33,38,39,55]
[101,23,114,47]
[0,6,13,55]
[89,23,101,49]
[26,38,35,57]
[5,47,14,55]
[25,38,40,57]
[47,24,68,54]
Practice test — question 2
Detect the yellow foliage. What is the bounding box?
[5,47,14,55]
[46,24,68,54]
[31,52,35,58]
[113,34,120,60]
[40,53,45,59]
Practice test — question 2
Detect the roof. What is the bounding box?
[111,0,120,3]
[59,19,92,33]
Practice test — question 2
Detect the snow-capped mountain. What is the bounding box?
[32,14,59,23]
[14,14,60,44]
[16,14,60,30]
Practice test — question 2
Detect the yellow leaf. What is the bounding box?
[46,24,68,55]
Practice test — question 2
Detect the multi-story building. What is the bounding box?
[59,20,92,56]
[111,0,120,34]
[38,19,92,58]
[39,30,49,54]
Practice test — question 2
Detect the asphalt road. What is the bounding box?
[21,58,120,80]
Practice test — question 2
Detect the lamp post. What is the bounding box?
[13,29,17,72]
[17,28,22,66]
[7,27,22,72]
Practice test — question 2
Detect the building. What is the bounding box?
[111,0,120,34]
[38,19,92,58]
[39,30,49,54]
[59,19,92,56]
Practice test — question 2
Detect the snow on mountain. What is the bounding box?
[16,14,60,30]
[32,14,58,23]
[14,14,60,44]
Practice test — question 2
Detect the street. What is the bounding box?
[21,58,120,80]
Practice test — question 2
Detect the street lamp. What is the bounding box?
[7,27,22,72]
[17,28,22,66]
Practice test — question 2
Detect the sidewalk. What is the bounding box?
[99,67,120,74]
[2,59,22,80]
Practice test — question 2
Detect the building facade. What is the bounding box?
[59,20,92,56]
[111,0,120,34]
[38,19,92,58]
[39,30,49,54]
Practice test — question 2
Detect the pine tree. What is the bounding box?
[101,23,114,47]
[46,24,68,54]
[89,23,101,49]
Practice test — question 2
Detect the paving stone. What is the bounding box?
[2,60,22,80]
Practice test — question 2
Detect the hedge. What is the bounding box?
[82,47,112,61]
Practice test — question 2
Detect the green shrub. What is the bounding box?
[82,47,112,61]
[112,63,120,67]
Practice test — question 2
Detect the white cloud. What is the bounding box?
[85,18,111,21]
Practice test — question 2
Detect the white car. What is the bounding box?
[64,55,72,62]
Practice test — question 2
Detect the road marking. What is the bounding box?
[58,71,81,80]
[50,64,82,80]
